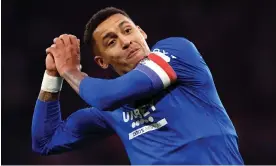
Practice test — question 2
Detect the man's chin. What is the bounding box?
[121,54,147,74]
[123,61,141,74]
[132,54,146,65]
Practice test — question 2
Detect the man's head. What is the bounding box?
[83,7,150,75]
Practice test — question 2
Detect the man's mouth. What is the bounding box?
[127,48,140,59]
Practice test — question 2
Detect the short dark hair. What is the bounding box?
[83,7,131,46]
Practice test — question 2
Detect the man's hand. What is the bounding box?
[46,34,87,94]
[46,34,81,77]
[45,53,59,77]
[39,51,61,102]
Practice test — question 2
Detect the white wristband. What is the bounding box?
[41,71,64,93]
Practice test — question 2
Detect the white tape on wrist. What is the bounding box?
[41,71,64,93]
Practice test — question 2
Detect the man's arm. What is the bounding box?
[60,54,176,111]
[151,37,210,86]
[32,51,113,155]
[32,99,114,155]
[39,54,63,102]
[61,69,87,94]
[46,34,177,111]
[38,91,60,101]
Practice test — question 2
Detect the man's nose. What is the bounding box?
[121,37,132,50]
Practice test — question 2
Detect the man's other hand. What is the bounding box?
[46,34,81,77]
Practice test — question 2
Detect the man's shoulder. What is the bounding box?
[153,37,192,46]
[150,37,196,60]
[151,37,195,53]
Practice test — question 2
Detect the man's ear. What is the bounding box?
[94,55,109,69]
[137,26,147,40]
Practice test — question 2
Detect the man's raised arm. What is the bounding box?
[46,34,177,111]
[32,52,113,155]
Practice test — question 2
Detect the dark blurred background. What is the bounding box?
[2,0,276,164]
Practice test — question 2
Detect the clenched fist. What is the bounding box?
[46,34,81,77]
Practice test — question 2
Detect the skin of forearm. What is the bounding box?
[38,90,60,102]
[61,69,88,94]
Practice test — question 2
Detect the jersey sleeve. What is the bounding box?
[79,54,177,111]
[151,37,210,87]
[32,100,114,155]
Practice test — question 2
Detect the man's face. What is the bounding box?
[93,14,150,75]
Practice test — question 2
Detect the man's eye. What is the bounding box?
[108,40,116,46]
[125,28,132,34]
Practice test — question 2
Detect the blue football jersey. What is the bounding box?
[97,37,243,164]
[32,37,243,165]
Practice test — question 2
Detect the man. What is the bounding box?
[32,7,244,165]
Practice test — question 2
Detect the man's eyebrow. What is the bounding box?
[102,21,130,42]
[118,20,130,28]
[102,32,115,42]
